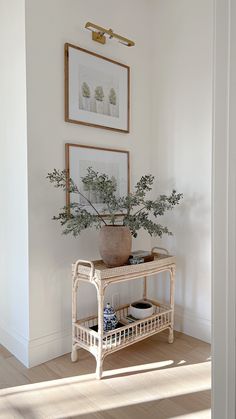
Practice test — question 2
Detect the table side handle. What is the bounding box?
[151,246,169,255]
[73,260,95,280]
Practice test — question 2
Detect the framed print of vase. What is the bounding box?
[65,43,130,133]
[65,143,130,216]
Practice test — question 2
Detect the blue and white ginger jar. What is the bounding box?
[103,303,118,332]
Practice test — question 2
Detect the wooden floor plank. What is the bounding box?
[0,331,211,419]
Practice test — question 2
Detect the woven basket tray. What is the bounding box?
[72,254,176,280]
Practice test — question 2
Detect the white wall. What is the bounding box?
[0,0,29,364]
[0,0,213,367]
[25,0,153,365]
[150,0,213,342]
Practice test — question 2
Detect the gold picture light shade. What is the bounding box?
[85,22,135,47]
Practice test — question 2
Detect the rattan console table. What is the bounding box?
[71,248,176,379]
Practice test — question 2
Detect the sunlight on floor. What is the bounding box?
[0,360,211,418]
[172,410,211,419]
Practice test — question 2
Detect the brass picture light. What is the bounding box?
[85,22,135,47]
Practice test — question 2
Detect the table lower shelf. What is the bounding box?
[72,300,173,356]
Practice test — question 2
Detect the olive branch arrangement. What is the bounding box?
[47,167,183,238]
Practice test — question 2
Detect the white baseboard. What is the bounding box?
[28,329,72,367]
[174,307,211,343]
[0,322,29,366]
[0,322,72,368]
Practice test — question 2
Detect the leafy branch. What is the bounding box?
[47,168,183,238]
[46,169,107,226]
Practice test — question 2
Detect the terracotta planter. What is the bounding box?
[99,226,132,267]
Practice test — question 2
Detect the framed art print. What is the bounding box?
[65,43,130,132]
[65,143,130,216]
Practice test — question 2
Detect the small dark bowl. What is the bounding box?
[131,301,152,309]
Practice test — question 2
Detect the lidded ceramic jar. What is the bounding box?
[103,303,118,332]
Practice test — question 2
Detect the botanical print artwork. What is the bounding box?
[79,65,119,118]
[78,160,121,206]
[65,143,130,216]
[65,44,130,132]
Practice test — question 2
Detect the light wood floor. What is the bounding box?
[0,331,211,419]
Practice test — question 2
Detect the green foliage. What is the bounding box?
[94,86,104,101]
[81,82,90,98]
[47,168,183,238]
[52,204,102,237]
[109,88,117,105]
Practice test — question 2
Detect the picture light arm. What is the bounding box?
[85,22,135,47]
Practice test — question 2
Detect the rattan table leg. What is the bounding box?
[71,277,79,362]
[71,345,79,362]
[143,276,147,300]
[168,266,175,344]
[96,355,104,379]
[96,282,105,379]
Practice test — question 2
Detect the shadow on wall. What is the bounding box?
[150,189,211,335]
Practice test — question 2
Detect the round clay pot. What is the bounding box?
[99,225,132,267]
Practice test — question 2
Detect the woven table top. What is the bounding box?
[72,253,176,281]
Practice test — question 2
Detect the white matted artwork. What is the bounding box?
[65,43,130,132]
[65,143,130,215]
